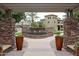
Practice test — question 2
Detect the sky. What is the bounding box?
[24,12,67,22]
[37,12,66,20]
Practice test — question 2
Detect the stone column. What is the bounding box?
[5,9,12,18]
[66,9,73,18]
[0,8,15,48]
[63,9,79,49]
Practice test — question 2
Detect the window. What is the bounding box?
[48,17,49,19]
[61,25,63,28]
[50,17,51,19]
[52,17,54,19]
[48,17,50,19]
[54,21,55,23]
[48,21,49,23]
[58,21,60,23]
[58,25,60,30]
[52,17,56,19]
[48,17,51,19]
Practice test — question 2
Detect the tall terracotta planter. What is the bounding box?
[55,36,63,50]
[75,48,79,56]
[16,36,23,50]
[0,47,3,56]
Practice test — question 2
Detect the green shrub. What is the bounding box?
[31,22,45,28]
[54,31,61,36]
[38,22,45,28]
[73,11,79,21]
[74,41,79,49]
[11,12,24,23]
[15,32,23,37]
[0,10,5,18]
[31,22,39,28]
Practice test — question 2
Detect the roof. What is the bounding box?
[58,19,63,21]
[45,14,57,17]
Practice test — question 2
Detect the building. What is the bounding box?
[57,18,64,31]
[43,14,64,33]
[44,14,58,31]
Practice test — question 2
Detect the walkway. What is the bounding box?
[5,36,73,56]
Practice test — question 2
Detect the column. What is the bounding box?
[66,9,73,18]
[5,8,12,18]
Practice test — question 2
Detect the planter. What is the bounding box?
[55,36,63,50]
[29,28,47,35]
[30,28,45,32]
[0,47,3,56]
[16,36,23,50]
[75,48,79,56]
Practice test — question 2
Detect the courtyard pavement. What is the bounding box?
[5,36,73,56]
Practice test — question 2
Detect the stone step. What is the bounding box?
[0,45,12,55]
[2,45,12,51]
[67,45,75,51]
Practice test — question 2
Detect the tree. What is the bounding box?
[0,10,4,18]
[38,21,46,28]
[31,22,39,28]
[73,11,79,21]
[26,12,37,22]
[12,12,25,23]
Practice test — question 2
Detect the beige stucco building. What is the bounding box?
[44,15,58,31]
[57,19,64,31]
[43,14,64,33]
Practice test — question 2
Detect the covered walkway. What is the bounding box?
[0,3,79,56]
[5,36,72,56]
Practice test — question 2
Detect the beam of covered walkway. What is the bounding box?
[0,3,79,12]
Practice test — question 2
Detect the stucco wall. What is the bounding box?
[44,16,58,31]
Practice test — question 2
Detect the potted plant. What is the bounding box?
[74,42,79,56]
[54,31,63,50]
[0,45,3,56]
[15,32,24,50]
[12,12,24,50]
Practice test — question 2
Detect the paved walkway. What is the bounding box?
[5,36,73,56]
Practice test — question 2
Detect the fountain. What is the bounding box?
[28,28,47,35]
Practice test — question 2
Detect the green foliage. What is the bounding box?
[26,12,37,22]
[31,21,45,28]
[12,12,24,23]
[31,22,39,28]
[38,22,42,28]
[74,41,79,49]
[73,11,79,21]
[38,22,44,28]
[54,31,62,36]
[0,10,5,18]
[15,32,23,37]
[0,9,24,23]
